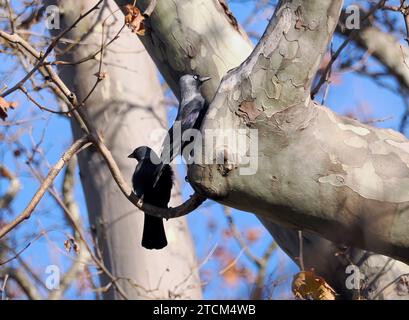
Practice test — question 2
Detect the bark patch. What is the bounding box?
[236,100,262,124]
[218,0,239,32]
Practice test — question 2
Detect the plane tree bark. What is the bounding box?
[113,0,409,298]
[189,0,409,264]
[189,0,409,284]
[45,0,201,299]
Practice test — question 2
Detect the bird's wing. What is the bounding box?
[160,122,182,165]
[180,96,205,132]
[149,164,174,207]
[131,161,150,197]
[154,96,205,188]
[160,97,204,163]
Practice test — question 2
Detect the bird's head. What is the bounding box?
[128,146,153,162]
[179,74,211,91]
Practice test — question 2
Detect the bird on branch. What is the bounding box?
[128,146,173,250]
[154,74,211,187]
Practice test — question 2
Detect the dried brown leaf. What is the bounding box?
[0,97,17,121]
[64,239,72,252]
[124,4,146,36]
[0,166,11,179]
[223,266,240,286]
[292,271,336,300]
[94,71,108,80]
[64,238,80,254]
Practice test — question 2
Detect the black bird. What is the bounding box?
[128,146,174,250]
[154,74,211,187]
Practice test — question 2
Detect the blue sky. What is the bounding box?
[1,0,407,299]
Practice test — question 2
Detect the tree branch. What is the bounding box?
[337,8,409,91]
[111,0,409,296]
[190,0,409,264]
[0,136,90,239]
[0,0,103,98]
[91,135,207,219]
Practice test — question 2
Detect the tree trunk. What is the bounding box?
[189,0,409,264]
[45,0,201,299]
[113,0,409,298]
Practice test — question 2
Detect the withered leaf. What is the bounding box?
[0,97,17,121]
[64,238,80,254]
[0,166,11,179]
[64,239,72,252]
[124,4,146,36]
[237,100,262,124]
[223,266,240,286]
[292,271,336,300]
[246,228,262,243]
[94,71,108,80]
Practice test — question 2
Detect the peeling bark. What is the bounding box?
[217,0,240,32]
[114,0,253,100]
[190,0,409,264]
[113,0,409,298]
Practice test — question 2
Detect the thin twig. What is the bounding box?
[298,230,305,271]
[0,136,91,239]
[1,274,9,300]
[0,0,103,98]
[312,0,387,97]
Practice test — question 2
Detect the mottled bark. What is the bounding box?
[263,219,409,299]
[112,0,409,298]
[190,1,409,261]
[45,0,201,299]
[114,0,252,101]
[189,0,409,264]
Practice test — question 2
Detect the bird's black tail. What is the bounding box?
[141,213,167,250]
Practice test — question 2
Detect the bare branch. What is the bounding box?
[2,268,42,300]
[0,0,103,98]
[91,134,207,219]
[0,136,91,239]
[312,0,387,97]
[48,156,90,300]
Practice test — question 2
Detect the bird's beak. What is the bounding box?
[127,153,133,159]
[199,76,211,83]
